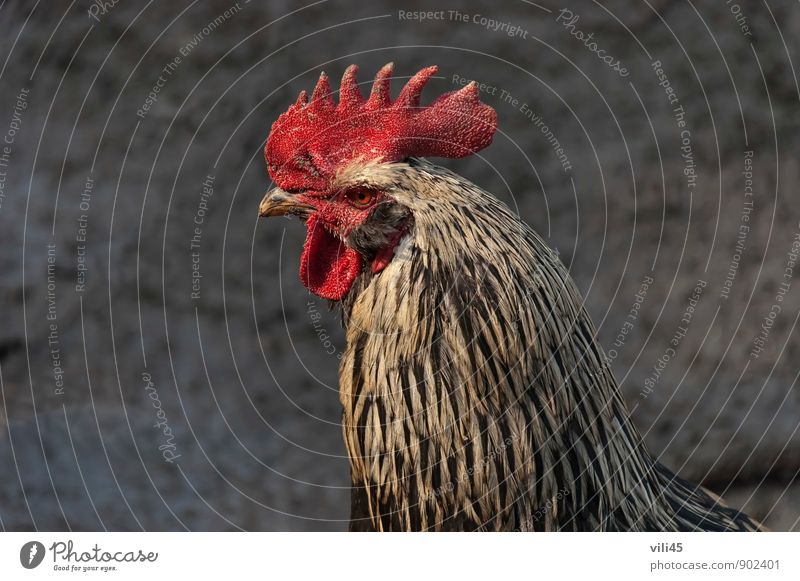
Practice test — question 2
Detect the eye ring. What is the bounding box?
[345,188,377,208]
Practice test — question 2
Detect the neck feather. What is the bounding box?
[338,161,760,531]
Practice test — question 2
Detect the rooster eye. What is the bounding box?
[345,189,377,208]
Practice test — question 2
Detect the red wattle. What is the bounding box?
[299,214,362,301]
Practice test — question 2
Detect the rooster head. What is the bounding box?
[259,63,497,300]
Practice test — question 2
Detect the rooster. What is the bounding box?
[258,63,763,532]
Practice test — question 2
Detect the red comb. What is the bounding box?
[264,63,497,192]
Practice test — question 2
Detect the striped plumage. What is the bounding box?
[336,158,761,531]
[259,64,763,532]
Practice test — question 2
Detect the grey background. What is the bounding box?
[0,0,798,530]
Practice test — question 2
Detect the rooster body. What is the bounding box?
[259,65,763,531]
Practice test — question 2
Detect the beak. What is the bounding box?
[258,187,313,219]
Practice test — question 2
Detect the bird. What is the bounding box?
[258,63,764,532]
